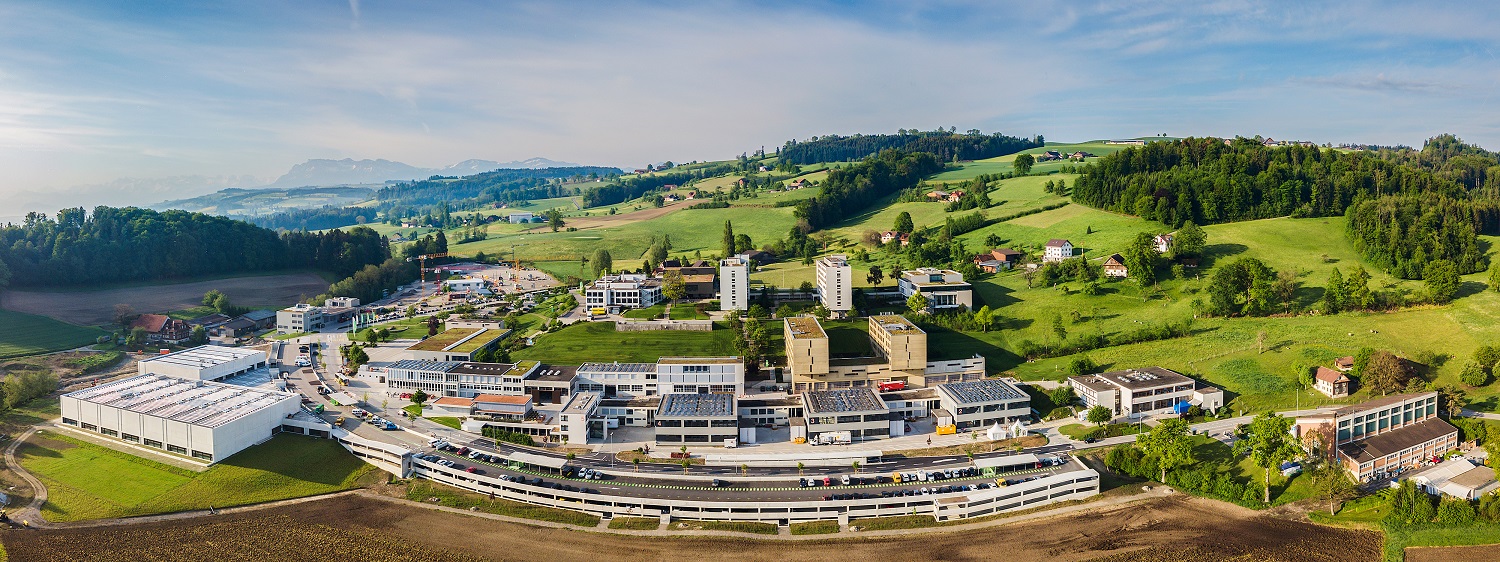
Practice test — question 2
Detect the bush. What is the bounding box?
[1437,497,1477,525]
[1046,406,1074,421]
[1066,356,1097,377]
[481,427,535,447]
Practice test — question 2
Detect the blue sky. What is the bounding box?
[2,1,1498,211]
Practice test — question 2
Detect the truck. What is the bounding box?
[812,431,852,446]
[312,404,325,414]
[877,381,907,392]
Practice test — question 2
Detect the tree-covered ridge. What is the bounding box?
[1371,134,1500,192]
[795,149,944,231]
[1071,137,1466,227]
[376,166,620,207]
[778,130,1042,165]
[0,207,390,287]
[1346,194,1494,278]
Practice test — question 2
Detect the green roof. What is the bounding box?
[407,328,479,352]
[449,329,509,353]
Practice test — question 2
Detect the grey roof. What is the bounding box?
[1339,418,1457,464]
[803,388,886,414]
[579,362,656,373]
[1092,366,1193,390]
[240,309,276,322]
[64,374,295,429]
[386,359,461,373]
[530,364,577,382]
[938,379,1027,404]
[139,345,263,369]
[657,393,735,418]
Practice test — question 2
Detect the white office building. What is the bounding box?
[656,357,744,394]
[719,254,751,311]
[277,303,325,333]
[138,345,268,382]
[898,268,974,310]
[1069,366,1217,418]
[584,274,664,310]
[60,374,300,463]
[935,379,1031,430]
[816,255,853,317]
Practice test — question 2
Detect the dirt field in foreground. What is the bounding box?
[0,492,1381,562]
[1405,544,1500,562]
[0,273,328,325]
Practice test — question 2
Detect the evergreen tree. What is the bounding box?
[1346,266,1374,310]
[589,248,613,278]
[722,220,736,257]
[1424,259,1461,303]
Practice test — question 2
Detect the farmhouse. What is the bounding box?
[1314,366,1352,398]
[1043,239,1074,263]
[1153,234,1174,254]
[1295,392,1458,482]
[897,268,973,309]
[880,231,910,246]
[138,345,268,382]
[187,313,231,330]
[130,314,190,344]
[1102,254,1128,278]
[60,374,300,463]
[1335,356,1355,371]
[816,255,853,317]
[584,274,664,310]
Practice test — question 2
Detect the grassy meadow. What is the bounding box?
[19,431,376,522]
[0,310,106,359]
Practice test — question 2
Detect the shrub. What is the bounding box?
[481,427,535,447]
[1437,497,1477,525]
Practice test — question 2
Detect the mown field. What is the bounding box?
[18,431,376,522]
[511,321,747,364]
[0,310,106,359]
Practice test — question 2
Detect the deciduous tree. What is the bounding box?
[1234,412,1300,503]
[1136,418,1194,482]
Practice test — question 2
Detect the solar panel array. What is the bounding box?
[658,393,734,417]
[578,362,656,373]
[387,359,462,372]
[940,379,1025,404]
[65,375,294,428]
[805,388,885,414]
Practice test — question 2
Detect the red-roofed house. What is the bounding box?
[430,396,475,416]
[1315,367,1352,398]
[130,314,190,344]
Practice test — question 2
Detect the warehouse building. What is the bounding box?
[1296,391,1458,482]
[60,374,300,463]
[138,345,268,382]
[654,393,738,445]
[935,379,1030,430]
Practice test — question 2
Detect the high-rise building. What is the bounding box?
[816,254,852,317]
[718,254,750,311]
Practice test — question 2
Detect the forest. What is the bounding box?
[0,207,391,287]
[1071,136,1500,278]
[250,205,377,231]
[778,130,1041,164]
[795,149,944,231]
[376,166,618,207]
[581,162,739,208]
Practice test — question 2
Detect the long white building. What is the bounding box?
[61,374,300,463]
[138,345,268,382]
[584,274,664,310]
[718,254,751,311]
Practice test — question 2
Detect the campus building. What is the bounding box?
[785,315,985,393]
[801,388,894,442]
[383,359,545,398]
[1296,392,1458,482]
[138,345,268,382]
[897,268,974,310]
[60,374,300,463]
[718,254,751,311]
[1068,366,1221,418]
[573,357,744,399]
[654,393,738,445]
[815,255,853,318]
[404,327,510,362]
[584,274,664,310]
[935,379,1031,430]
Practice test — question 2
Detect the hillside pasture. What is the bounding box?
[452,204,797,264]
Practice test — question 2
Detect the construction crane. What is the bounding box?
[406,252,448,295]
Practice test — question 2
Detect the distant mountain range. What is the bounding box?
[267,157,585,187]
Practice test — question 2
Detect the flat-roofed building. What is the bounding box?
[802,388,892,441]
[138,345,268,382]
[473,394,533,421]
[869,314,926,370]
[558,391,602,444]
[1068,366,1212,417]
[936,379,1031,429]
[718,254,751,311]
[786,314,984,393]
[384,359,543,398]
[60,374,300,463]
[816,255,853,317]
[1296,392,1457,482]
[277,303,325,334]
[429,396,475,416]
[576,362,659,398]
[897,268,973,310]
[656,356,743,394]
[785,316,830,380]
[584,274,663,310]
[405,327,511,362]
[654,393,738,445]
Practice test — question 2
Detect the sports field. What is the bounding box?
[0,310,106,359]
[18,430,376,522]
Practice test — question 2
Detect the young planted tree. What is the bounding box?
[906,292,928,315]
[1310,460,1358,515]
[1136,418,1195,482]
[1234,412,1300,503]
[411,389,429,406]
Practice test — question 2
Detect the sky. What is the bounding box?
[2,0,1499,214]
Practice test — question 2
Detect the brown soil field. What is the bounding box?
[1405,544,1500,562]
[0,273,328,325]
[0,492,1381,562]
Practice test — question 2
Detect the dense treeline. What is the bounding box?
[795,149,944,230]
[376,167,619,207]
[0,207,389,287]
[315,232,446,304]
[1372,134,1500,192]
[779,130,1041,165]
[1072,137,1465,226]
[250,205,376,231]
[1346,194,1495,278]
[581,163,738,208]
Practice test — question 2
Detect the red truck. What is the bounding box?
[878,381,907,392]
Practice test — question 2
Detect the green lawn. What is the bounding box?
[512,321,741,364]
[925,142,1131,184]
[667,520,778,534]
[404,479,599,527]
[823,319,873,356]
[0,310,106,359]
[1059,423,1144,440]
[623,304,667,319]
[607,516,661,530]
[789,520,841,535]
[403,404,425,418]
[427,416,462,430]
[668,303,710,320]
[19,431,375,522]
